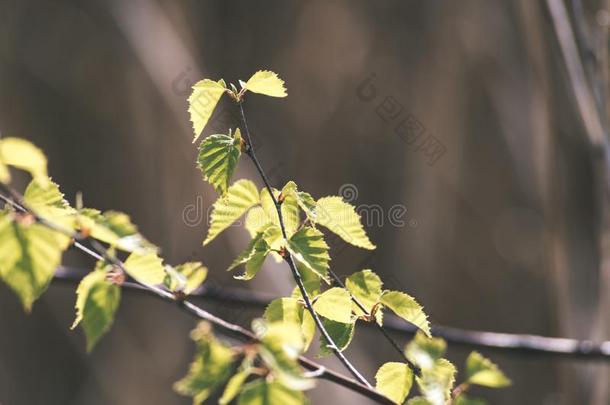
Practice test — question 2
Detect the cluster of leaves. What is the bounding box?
[375,332,510,404]
[0,69,512,405]
[0,140,207,351]
[175,320,311,405]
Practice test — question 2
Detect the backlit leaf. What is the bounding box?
[345,269,382,316]
[312,287,352,323]
[0,137,48,184]
[287,227,330,281]
[261,187,299,237]
[174,322,235,404]
[197,130,242,195]
[0,210,70,311]
[315,196,375,250]
[219,369,251,405]
[465,352,511,388]
[405,331,447,371]
[227,232,271,281]
[204,179,260,245]
[164,262,208,294]
[264,297,315,350]
[380,290,430,337]
[238,380,306,405]
[319,319,355,356]
[71,266,121,351]
[188,79,227,143]
[416,359,456,405]
[375,362,414,404]
[244,70,287,98]
[124,251,165,286]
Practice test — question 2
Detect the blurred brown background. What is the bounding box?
[1,0,610,404]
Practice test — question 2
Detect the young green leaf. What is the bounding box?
[164,262,208,294]
[77,209,155,253]
[291,262,322,299]
[465,352,511,388]
[254,320,313,391]
[188,79,227,143]
[287,227,330,281]
[318,318,355,356]
[0,210,70,311]
[219,369,251,405]
[315,196,375,250]
[312,287,353,323]
[380,290,430,337]
[405,331,447,371]
[71,267,121,352]
[345,269,383,316]
[174,322,236,404]
[264,297,315,350]
[204,179,260,245]
[227,232,271,281]
[261,187,300,237]
[197,130,242,195]
[123,251,165,286]
[415,358,456,405]
[244,206,269,237]
[0,137,48,184]
[238,380,306,405]
[243,70,288,98]
[375,362,414,404]
[281,181,317,222]
[23,178,76,229]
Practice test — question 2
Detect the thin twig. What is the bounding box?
[237,101,373,388]
[52,266,610,360]
[0,191,392,404]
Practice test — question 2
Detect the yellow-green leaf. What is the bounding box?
[465,352,511,388]
[375,362,414,404]
[227,232,271,281]
[219,369,251,405]
[23,178,76,229]
[245,206,269,237]
[204,179,260,245]
[174,322,235,404]
[315,196,375,250]
[312,287,352,323]
[164,262,208,294]
[197,130,242,195]
[244,70,287,98]
[380,290,430,337]
[405,331,447,371]
[416,359,456,405]
[78,209,156,253]
[188,79,227,143]
[238,380,306,405]
[261,187,299,237]
[319,319,355,356]
[71,267,121,352]
[345,269,382,316]
[0,210,70,311]
[264,297,315,351]
[281,181,316,221]
[123,251,165,286]
[0,137,48,184]
[287,227,330,281]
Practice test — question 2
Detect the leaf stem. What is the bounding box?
[238,101,374,388]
